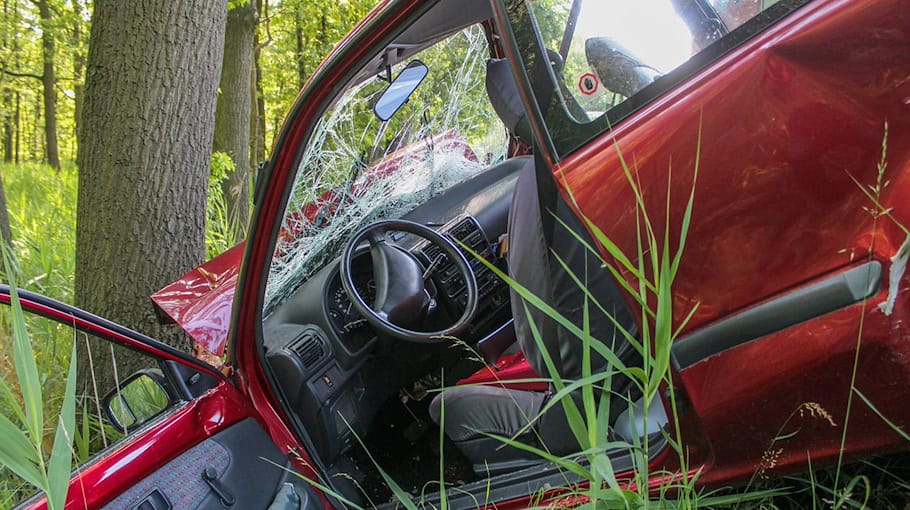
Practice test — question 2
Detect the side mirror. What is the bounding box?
[102,369,171,432]
[373,60,429,121]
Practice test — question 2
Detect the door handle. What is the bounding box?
[202,466,236,507]
[132,488,171,510]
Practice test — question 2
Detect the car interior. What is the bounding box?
[259,0,681,504]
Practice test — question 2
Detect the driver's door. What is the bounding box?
[0,286,317,510]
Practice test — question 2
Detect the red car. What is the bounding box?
[5,0,910,507]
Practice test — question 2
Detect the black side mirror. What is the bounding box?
[373,60,429,121]
[102,369,172,432]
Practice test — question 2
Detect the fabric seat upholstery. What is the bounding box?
[429,58,641,474]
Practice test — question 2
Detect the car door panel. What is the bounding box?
[534,0,910,484]
[0,287,312,510]
[101,419,316,510]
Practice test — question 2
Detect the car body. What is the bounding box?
[7,0,910,508]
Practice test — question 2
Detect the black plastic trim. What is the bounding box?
[406,433,667,509]
[671,261,883,370]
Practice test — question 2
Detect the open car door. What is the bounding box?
[0,286,318,510]
[502,0,910,485]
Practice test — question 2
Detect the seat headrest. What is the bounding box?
[485,59,532,141]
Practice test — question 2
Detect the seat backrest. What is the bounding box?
[485,58,533,141]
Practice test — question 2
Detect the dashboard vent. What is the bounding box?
[290,332,325,369]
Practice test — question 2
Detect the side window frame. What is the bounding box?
[497,0,814,160]
[0,288,222,508]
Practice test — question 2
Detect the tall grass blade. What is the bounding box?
[853,388,910,442]
[3,248,44,442]
[46,342,77,510]
[0,416,44,488]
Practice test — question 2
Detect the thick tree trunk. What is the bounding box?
[36,0,59,170]
[214,2,256,239]
[76,0,226,388]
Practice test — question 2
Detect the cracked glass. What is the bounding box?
[265,24,506,314]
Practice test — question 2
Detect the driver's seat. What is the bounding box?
[428,59,642,474]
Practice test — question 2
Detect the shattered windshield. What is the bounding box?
[265,25,506,314]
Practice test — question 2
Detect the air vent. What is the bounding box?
[290,332,325,369]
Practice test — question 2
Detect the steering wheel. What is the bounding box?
[340,219,478,343]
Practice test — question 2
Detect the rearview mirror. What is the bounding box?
[102,369,171,432]
[373,60,429,121]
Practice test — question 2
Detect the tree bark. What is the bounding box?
[36,0,59,169]
[294,9,307,89]
[1,0,12,163]
[0,171,11,246]
[76,0,226,388]
[1,91,11,162]
[251,0,266,172]
[214,1,256,240]
[71,0,86,146]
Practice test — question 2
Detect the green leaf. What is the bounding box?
[3,248,44,444]
[0,374,27,426]
[0,414,44,489]
[46,342,78,510]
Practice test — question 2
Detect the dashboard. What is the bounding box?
[261,156,529,464]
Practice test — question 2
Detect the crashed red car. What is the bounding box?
[7,0,910,508]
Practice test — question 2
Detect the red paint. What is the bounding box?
[151,132,476,356]
[550,0,910,489]
[12,0,910,507]
[20,381,253,510]
[457,351,550,392]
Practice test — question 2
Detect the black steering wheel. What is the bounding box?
[340,219,478,343]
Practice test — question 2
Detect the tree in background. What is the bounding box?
[214,0,258,240]
[75,0,227,385]
[0,171,10,245]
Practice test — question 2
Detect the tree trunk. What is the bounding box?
[76,0,227,388]
[1,91,12,162]
[14,92,19,163]
[1,0,12,163]
[0,171,11,246]
[294,9,307,89]
[214,1,256,240]
[36,0,59,170]
[71,0,86,146]
[251,0,266,172]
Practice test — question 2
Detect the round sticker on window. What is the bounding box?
[578,73,599,96]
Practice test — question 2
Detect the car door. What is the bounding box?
[498,0,910,485]
[0,285,319,510]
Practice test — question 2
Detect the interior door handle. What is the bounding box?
[202,467,236,507]
[132,488,171,510]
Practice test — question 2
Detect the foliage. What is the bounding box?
[258,0,377,150]
[207,151,243,259]
[0,162,76,302]
[0,0,85,164]
[0,249,77,510]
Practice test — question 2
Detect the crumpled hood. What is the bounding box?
[151,243,244,356]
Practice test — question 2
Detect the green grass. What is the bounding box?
[2,147,909,509]
[1,162,78,303]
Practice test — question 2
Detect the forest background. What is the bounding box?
[0,0,377,345]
